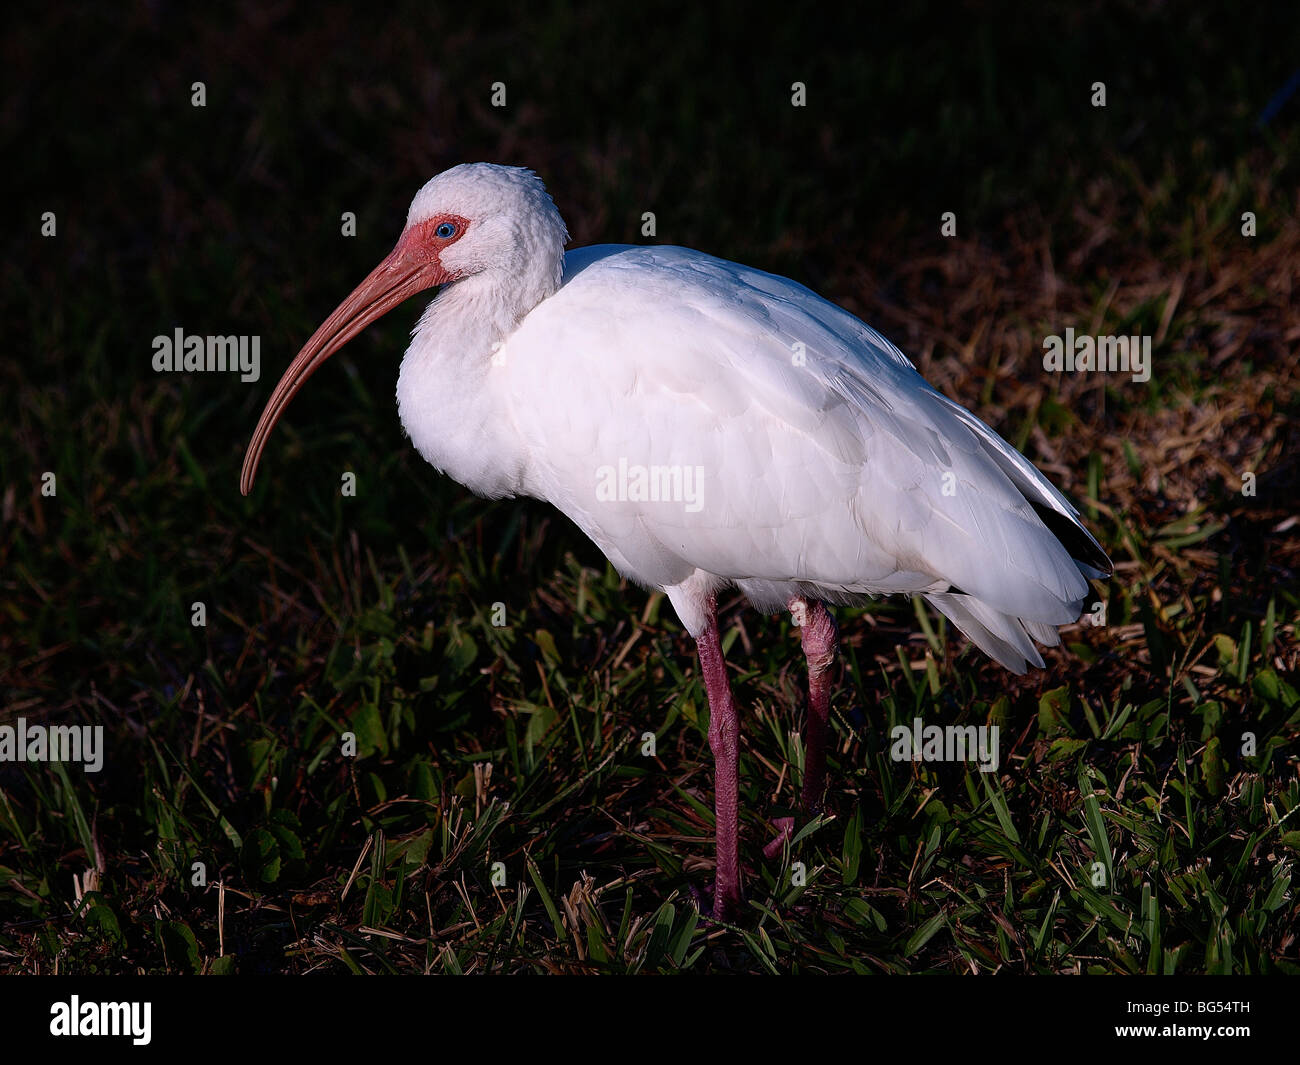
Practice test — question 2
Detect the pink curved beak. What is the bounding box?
[240,235,453,496]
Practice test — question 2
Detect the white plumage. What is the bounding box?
[243,163,1110,919]
[391,169,1106,672]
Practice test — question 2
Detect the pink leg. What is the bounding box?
[796,599,838,812]
[694,597,742,921]
[763,598,838,859]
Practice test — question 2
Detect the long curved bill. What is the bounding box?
[240,240,450,496]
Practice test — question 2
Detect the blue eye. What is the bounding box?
[435,222,457,239]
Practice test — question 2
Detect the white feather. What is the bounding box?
[395,166,1109,666]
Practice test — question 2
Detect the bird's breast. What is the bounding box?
[395,327,530,501]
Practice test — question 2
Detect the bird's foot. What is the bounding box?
[762,816,794,860]
[690,880,740,924]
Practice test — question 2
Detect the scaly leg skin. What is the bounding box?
[694,597,742,922]
[764,598,838,859]
[797,598,838,812]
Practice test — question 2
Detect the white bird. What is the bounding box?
[242,163,1111,921]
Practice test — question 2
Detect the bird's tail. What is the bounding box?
[919,392,1111,674]
[926,591,1068,674]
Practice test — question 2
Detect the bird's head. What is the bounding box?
[405,163,568,290]
[239,163,567,496]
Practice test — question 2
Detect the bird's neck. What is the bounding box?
[395,272,542,499]
[428,269,537,343]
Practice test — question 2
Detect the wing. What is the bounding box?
[498,245,1109,667]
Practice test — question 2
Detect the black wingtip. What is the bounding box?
[1031,502,1113,578]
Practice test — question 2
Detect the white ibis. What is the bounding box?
[242,163,1111,921]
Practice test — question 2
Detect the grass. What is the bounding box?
[1,1,1298,973]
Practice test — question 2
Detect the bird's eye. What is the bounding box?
[435,222,457,239]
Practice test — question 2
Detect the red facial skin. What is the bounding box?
[396,213,472,264]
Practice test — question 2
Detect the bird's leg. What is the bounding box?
[764,598,839,859]
[795,598,838,813]
[694,597,742,921]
